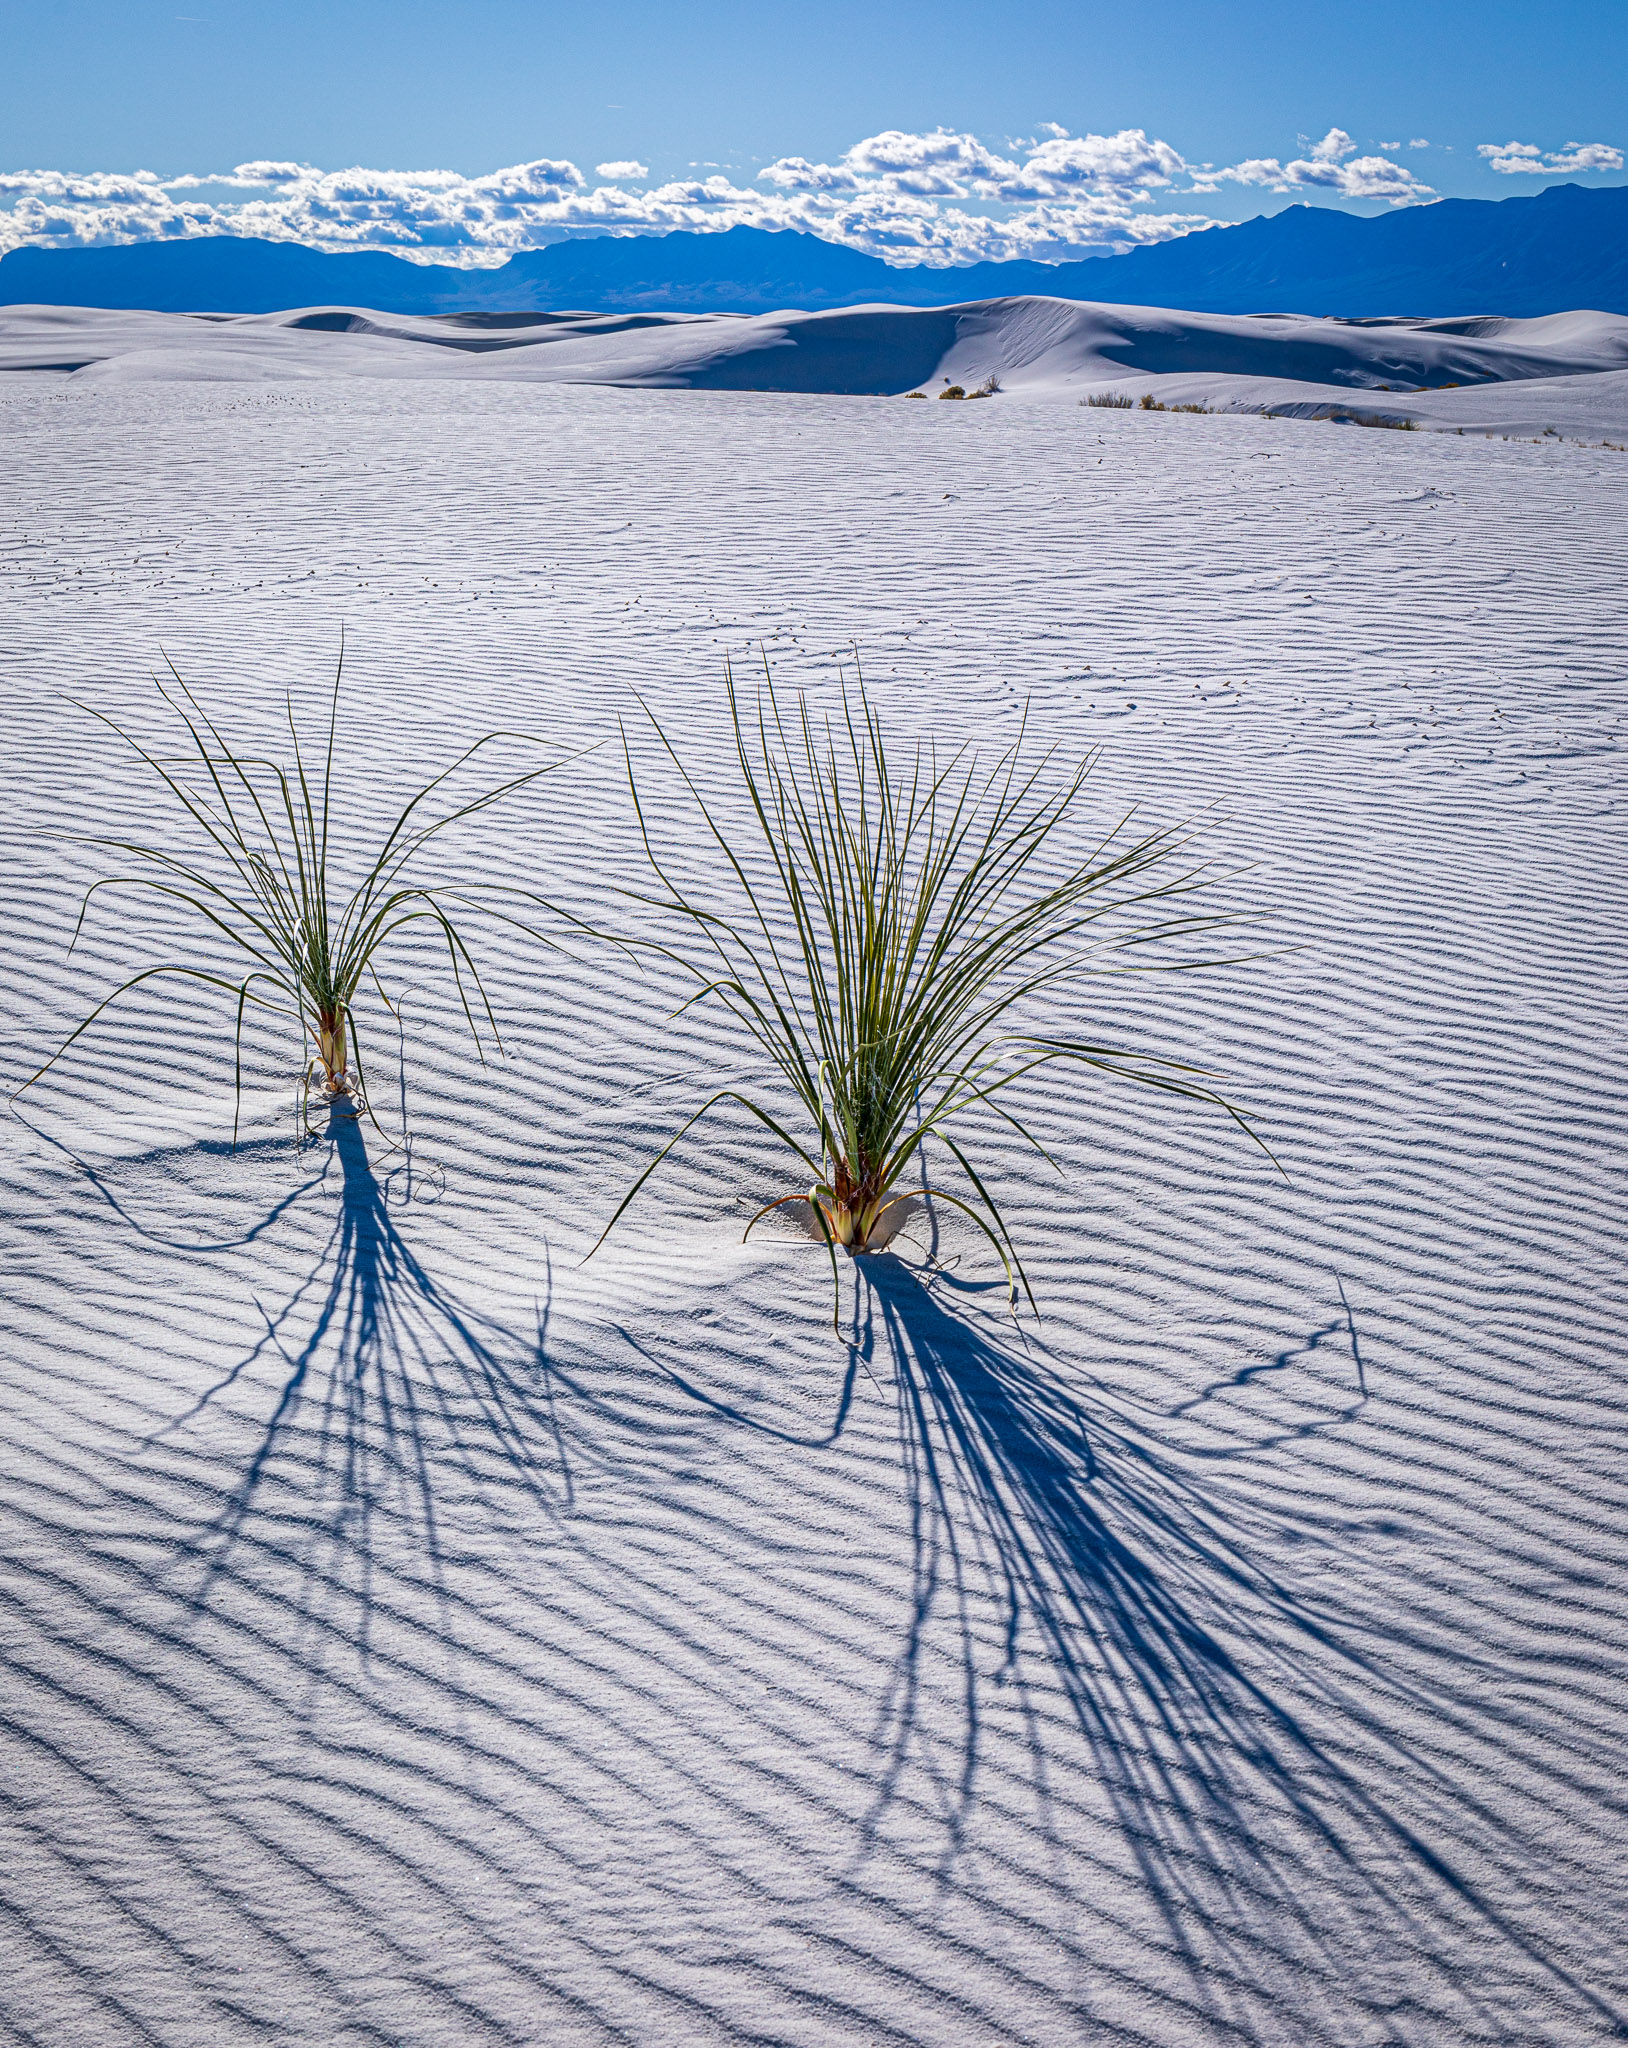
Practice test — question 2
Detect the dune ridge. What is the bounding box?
[0,380,1624,2044]
[4,295,1628,434]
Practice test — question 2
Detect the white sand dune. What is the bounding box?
[4,295,1628,433]
[0,379,1625,2047]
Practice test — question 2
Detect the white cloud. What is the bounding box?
[1192,126,1431,203]
[999,129,1187,199]
[0,118,1472,268]
[0,148,1164,266]
[759,125,1189,205]
[470,159,584,199]
[1304,153,1432,199]
[1409,138,1430,150]
[1480,141,1542,171]
[757,156,854,193]
[840,126,1017,193]
[1309,128,1358,162]
[0,168,172,202]
[1478,138,1623,174]
[227,160,313,186]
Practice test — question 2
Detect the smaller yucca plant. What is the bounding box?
[24,650,568,1138]
[594,661,1264,1322]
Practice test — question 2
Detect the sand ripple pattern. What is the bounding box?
[0,385,1624,2046]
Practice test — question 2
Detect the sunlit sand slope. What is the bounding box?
[0,382,1624,2047]
[4,296,1628,430]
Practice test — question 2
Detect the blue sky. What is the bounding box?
[2,0,1623,264]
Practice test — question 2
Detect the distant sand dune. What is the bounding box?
[4,294,1628,433]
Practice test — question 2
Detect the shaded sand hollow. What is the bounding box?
[4,295,1628,436]
[0,375,1624,2047]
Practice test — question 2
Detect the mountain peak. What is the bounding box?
[1,181,1623,319]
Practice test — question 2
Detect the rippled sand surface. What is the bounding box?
[1,383,1624,2046]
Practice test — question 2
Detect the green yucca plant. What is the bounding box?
[24,650,568,1138]
[594,662,1265,1320]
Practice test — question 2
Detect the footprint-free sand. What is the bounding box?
[0,379,1623,2046]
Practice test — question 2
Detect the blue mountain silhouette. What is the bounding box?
[1,182,1623,317]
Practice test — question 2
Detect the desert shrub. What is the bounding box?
[1084,392,1134,409]
[1139,393,1164,411]
[26,652,570,1138]
[939,385,967,401]
[595,663,1265,1323]
[967,374,1002,398]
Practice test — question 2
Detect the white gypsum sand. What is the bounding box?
[0,378,1623,2048]
[4,295,1628,437]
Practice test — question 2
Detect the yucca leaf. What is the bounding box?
[597,656,1271,1327]
[22,645,579,1142]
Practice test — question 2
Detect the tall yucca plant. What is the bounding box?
[595,662,1265,1321]
[24,650,567,1138]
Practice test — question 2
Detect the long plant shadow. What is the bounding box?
[11,1103,316,1253]
[176,1105,578,1662]
[842,1253,1622,2043]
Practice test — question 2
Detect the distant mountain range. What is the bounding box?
[1,180,1624,319]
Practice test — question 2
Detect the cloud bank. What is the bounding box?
[1477,139,1624,175]
[0,121,1617,268]
[1189,128,1433,201]
[0,129,1216,267]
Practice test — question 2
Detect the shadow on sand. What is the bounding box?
[836,1251,1622,2042]
[175,1104,577,1658]
[149,1119,1618,2041]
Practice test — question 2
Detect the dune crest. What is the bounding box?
[4,294,1628,432]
